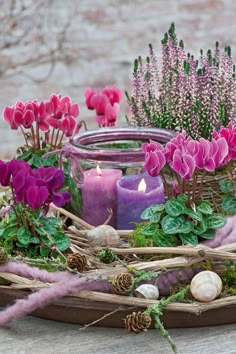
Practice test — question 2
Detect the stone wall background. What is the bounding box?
[0,0,236,158]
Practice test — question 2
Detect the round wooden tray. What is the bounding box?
[0,288,235,328]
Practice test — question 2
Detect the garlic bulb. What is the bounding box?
[87,225,120,247]
[190,271,222,302]
[134,284,159,300]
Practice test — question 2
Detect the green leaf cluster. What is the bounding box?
[0,207,70,258]
[17,147,58,168]
[219,179,236,215]
[131,195,226,247]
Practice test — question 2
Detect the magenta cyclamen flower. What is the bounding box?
[84,86,122,127]
[170,149,196,180]
[143,141,166,177]
[213,123,236,162]
[3,94,81,150]
[0,160,70,211]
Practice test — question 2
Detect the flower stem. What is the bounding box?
[196,171,206,202]
[50,128,55,149]
[36,123,40,150]
[54,129,60,148]
[58,132,65,147]
[31,126,36,150]
[20,126,29,147]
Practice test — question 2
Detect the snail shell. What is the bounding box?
[134,284,159,300]
[190,271,222,302]
[87,225,120,247]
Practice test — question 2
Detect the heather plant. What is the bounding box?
[126,23,236,139]
[0,160,71,257]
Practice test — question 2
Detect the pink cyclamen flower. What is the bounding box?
[210,137,229,168]
[84,88,98,110]
[144,149,166,177]
[165,131,188,161]
[3,106,19,130]
[104,102,120,126]
[91,92,109,116]
[102,86,122,105]
[213,123,236,162]
[142,140,165,154]
[170,149,196,180]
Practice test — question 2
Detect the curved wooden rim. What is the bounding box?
[0,288,235,328]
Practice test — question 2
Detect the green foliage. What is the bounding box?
[145,286,190,354]
[220,178,236,215]
[221,268,236,296]
[17,146,57,168]
[130,269,161,292]
[131,196,226,247]
[0,207,70,257]
[97,248,117,263]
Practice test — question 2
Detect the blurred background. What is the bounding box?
[0,0,236,158]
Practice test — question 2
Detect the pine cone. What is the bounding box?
[66,253,87,272]
[0,248,8,264]
[125,311,152,333]
[111,273,134,295]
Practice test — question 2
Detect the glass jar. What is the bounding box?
[67,127,175,229]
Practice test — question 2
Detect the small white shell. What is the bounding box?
[87,225,120,247]
[190,271,222,302]
[134,284,159,300]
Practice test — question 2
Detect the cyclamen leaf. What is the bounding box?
[30,237,40,244]
[141,204,165,220]
[177,194,188,203]
[153,230,178,247]
[200,230,216,240]
[222,196,236,214]
[184,208,203,222]
[54,232,71,251]
[40,246,50,257]
[206,214,226,229]
[164,199,186,217]
[193,219,207,235]
[179,233,198,246]
[3,225,18,240]
[142,223,157,236]
[178,220,194,234]
[161,215,183,235]
[17,226,32,245]
[219,179,234,194]
[197,200,213,215]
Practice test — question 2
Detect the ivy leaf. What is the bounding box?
[184,208,203,222]
[179,233,198,246]
[206,214,226,229]
[219,179,234,194]
[140,204,165,220]
[17,226,32,245]
[222,196,236,214]
[142,223,157,236]
[164,198,186,217]
[197,200,213,215]
[53,232,71,251]
[161,215,183,235]
[200,230,216,239]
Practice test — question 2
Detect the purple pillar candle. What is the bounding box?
[82,166,122,227]
[116,172,165,230]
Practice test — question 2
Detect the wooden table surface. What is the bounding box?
[1,315,236,354]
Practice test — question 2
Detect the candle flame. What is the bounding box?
[138,178,146,192]
[96,164,102,176]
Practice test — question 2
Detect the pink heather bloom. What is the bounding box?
[144,149,166,177]
[170,149,196,180]
[213,123,236,162]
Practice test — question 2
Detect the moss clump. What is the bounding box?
[129,223,153,247]
[221,269,236,296]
